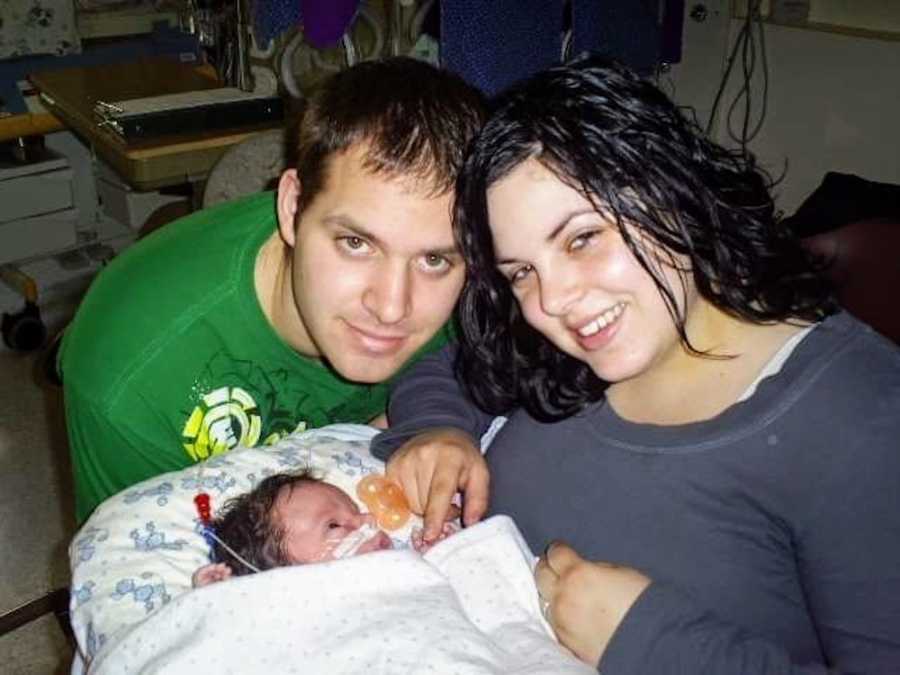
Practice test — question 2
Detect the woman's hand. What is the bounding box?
[535,542,651,667]
[411,521,459,554]
[385,427,490,542]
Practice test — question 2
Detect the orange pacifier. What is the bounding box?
[355,475,411,531]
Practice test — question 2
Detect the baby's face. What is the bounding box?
[274,482,393,564]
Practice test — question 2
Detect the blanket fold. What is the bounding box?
[89,516,592,674]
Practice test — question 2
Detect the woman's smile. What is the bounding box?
[572,302,626,350]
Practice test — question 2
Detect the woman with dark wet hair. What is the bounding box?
[375,58,900,673]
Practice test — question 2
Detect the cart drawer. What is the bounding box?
[0,207,79,264]
[0,166,74,224]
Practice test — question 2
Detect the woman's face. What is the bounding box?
[486,158,698,385]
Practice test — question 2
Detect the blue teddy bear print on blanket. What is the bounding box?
[130,522,190,552]
[111,573,172,613]
[123,482,174,507]
[71,527,109,567]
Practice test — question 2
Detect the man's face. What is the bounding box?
[275,145,464,383]
[275,481,392,563]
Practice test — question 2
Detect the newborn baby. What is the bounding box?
[193,470,454,587]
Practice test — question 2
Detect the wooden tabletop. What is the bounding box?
[0,110,63,142]
[29,58,283,191]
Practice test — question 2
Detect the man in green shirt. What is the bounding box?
[60,57,485,522]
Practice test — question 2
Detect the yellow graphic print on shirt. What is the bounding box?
[182,385,311,461]
[261,420,307,446]
[182,386,262,461]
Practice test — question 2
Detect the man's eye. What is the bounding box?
[338,236,370,253]
[419,253,451,274]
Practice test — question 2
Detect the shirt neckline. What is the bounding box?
[584,313,851,452]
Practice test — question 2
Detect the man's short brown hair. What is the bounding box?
[293,56,485,215]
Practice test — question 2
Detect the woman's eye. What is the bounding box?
[569,230,600,252]
[509,265,533,285]
[327,521,342,530]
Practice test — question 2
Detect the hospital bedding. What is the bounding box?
[69,424,590,674]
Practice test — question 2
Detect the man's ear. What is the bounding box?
[276,169,301,248]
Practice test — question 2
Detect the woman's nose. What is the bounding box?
[539,270,582,317]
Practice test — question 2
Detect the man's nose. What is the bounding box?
[363,263,412,325]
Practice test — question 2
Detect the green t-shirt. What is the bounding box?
[61,192,450,522]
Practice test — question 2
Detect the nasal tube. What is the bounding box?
[327,523,381,560]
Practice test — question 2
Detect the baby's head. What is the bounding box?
[211,471,393,576]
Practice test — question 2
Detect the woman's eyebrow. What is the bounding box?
[545,208,597,243]
[495,208,596,265]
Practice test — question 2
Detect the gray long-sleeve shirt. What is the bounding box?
[373,312,900,673]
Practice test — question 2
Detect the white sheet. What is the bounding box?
[87,515,592,674]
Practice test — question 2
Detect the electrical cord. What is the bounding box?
[706,0,770,159]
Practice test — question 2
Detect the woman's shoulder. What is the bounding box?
[807,311,900,377]
[784,312,900,428]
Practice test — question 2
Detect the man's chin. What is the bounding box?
[326,353,409,384]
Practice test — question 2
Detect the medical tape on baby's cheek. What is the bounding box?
[319,523,380,561]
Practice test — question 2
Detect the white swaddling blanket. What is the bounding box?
[87,515,593,674]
